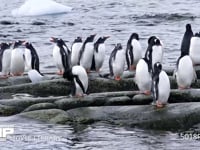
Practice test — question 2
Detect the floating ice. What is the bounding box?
[12,0,72,17]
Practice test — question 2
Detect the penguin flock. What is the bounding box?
[0,23,199,108]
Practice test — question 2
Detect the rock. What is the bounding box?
[132,94,152,104]
[0,104,20,116]
[19,109,69,123]
[0,97,64,110]
[23,103,57,112]
[63,102,200,131]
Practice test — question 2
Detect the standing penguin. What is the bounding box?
[0,42,12,78]
[79,34,96,73]
[134,55,152,95]
[175,51,196,89]
[50,37,71,75]
[63,66,88,97]
[109,43,125,80]
[23,42,40,73]
[151,62,170,108]
[91,36,110,72]
[189,32,200,65]
[126,33,142,71]
[180,24,193,55]
[10,40,25,76]
[71,37,82,66]
[145,36,163,73]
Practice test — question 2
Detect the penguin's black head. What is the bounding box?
[186,24,192,31]
[194,32,200,37]
[115,43,122,50]
[0,42,11,50]
[22,41,33,49]
[74,37,82,43]
[130,33,139,40]
[154,62,162,75]
[96,36,110,44]
[13,40,25,49]
[85,34,96,43]
[148,36,157,45]
[50,37,66,47]
[63,68,73,81]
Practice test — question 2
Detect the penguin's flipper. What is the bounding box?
[129,45,134,66]
[193,69,197,83]
[60,47,70,70]
[74,75,85,94]
[125,49,130,70]
[90,54,96,71]
[109,57,114,76]
[151,75,159,102]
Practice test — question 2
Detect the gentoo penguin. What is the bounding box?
[23,42,40,72]
[63,65,88,97]
[125,33,142,71]
[134,54,152,95]
[109,43,125,80]
[189,32,200,65]
[28,69,44,83]
[91,36,110,72]
[0,42,12,78]
[145,36,163,73]
[175,51,196,89]
[71,37,82,66]
[180,24,193,55]
[50,37,71,75]
[10,40,25,76]
[151,62,170,108]
[78,34,96,73]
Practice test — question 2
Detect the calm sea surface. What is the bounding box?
[0,0,200,149]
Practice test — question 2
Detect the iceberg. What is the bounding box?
[12,0,72,17]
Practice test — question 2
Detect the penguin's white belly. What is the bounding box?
[132,40,142,65]
[24,48,32,71]
[53,46,63,70]
[28,69,43,83]
[72,66,88,95]
[10,48,25,74]
[176,56,194,88]
[2,49,11,75]
[152,46,163,66]
[135,59,152,92]
[94,44,105,69]
[113,50,125,76]
[71,43,82,66]
[80,43,94,70]
[157,71,170,104]
[189,37,200,65]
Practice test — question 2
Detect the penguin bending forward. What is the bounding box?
[189,32,200,65]
[175,51,196,89]
[63,65,88,97]
[91,36,110,72]
[23,42,40,73]
[151,62,170,108]
[50,37,71,75]
[10,40,25,76]
[109,43,125,80]
[0,42,12,78]
[126,33,142,71]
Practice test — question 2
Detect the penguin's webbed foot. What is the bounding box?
[57,70,64,75]
[178,86,190,90]
[0,75,9,79]
[155,100,166,108]
[114,76,121,81]
[129,65,136,71]
[142,90,151,95]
